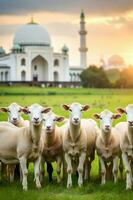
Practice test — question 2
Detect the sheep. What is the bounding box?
[116,104,133,190]
[0,103,53,183]
[61,102,89,188]
[41,111,64,183]
[0,103,29,182]
[0,103,51,190]
[81,118,99,181]
[0,102,29,127]
[94,109,121,185]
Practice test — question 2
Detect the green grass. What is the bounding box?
[0,86,133,199]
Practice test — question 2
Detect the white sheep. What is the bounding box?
[94,109,121,184]
[116,104,133,190]
[0,103,51,190]
[61,102,89,188]
[0,103,29,182]
[81,118,99,181]
[41,111,64,183]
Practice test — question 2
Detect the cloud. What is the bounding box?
[0,24,19,36]
[47,22,78,37]
[0,0,133,16]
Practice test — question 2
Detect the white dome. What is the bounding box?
[108,55,125,66]
[13,22,51,46]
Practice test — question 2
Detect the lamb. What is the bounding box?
[94,109,121,184]
[116,104,133,190]
[61,102,89,188]
[0,103,51,190]
[0,102,29,127]
[41,111,64,183]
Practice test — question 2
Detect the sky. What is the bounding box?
[0,0,133,66]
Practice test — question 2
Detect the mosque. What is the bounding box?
[0,11,88,82]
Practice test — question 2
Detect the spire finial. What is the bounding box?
[80,9,85,20]
[31,15,34,23]
[28,15,37,24]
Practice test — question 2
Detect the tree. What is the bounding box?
[80,65,111,88]
[115,66,133,88]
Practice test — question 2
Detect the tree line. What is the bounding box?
[80,65,133,88]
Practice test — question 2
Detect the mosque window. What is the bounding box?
[0,71,3,81]
[5,71,9,81]
[21,58,26,66]
[21,70,26,81]
[34,65,37,71]
[54,59,59,66]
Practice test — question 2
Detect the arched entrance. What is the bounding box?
[53,71,59,81]
[31,55,48,81]
[21,70,26,81]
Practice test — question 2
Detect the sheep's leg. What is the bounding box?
[130,160,133,178]
[40,158,45,184]
[78,152,86,187]
[99,157,106,185]
[65,153,72,188]
[119,154,123,180]
[84,159,89,181]
[122,152,132,190]
[62,157,67,181]
[34,157,41,189]
[19,157,28,191]
[19,164,23,182]
[56,157,62,183]
[9,165,16,182]
[112,156,118,183]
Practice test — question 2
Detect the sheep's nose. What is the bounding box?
[34,117,39,121]
[13,118,17,121]
[105,125,110,129]
[128,121,133,126]
[74,117,80,122]
[46,126,51,130]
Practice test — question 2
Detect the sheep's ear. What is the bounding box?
[112,114,121,119]
[82,105,90,111]
[0,107,8,112]
[21,108,29,114]
[62,104,70,111]
[93,113,100,119]
[117,108,125,114]
[56,116,65,122]
[42,107,51,114]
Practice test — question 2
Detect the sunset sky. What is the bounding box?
[0,0,133,66]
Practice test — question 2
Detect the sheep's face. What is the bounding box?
[0,103,21,125]
[22,104,51,126]
[117,104,133,127]
[43,112,64,133]
[94,110,121,133]
[62,103,89,126]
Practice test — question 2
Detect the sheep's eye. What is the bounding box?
[18,110,21,113]
[100,117,102,120]
[28,111,31,114]
[69,109,72,112]
[80,109,83,112]
[8,110,11,113]
[53,119,56,121]
[125,112,127,115]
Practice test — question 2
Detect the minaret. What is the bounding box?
[79,10,88,68]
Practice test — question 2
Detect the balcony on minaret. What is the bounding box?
[79,47,88,52]
[79,30,87,35]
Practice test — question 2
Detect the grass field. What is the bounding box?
[0,86,133,200]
